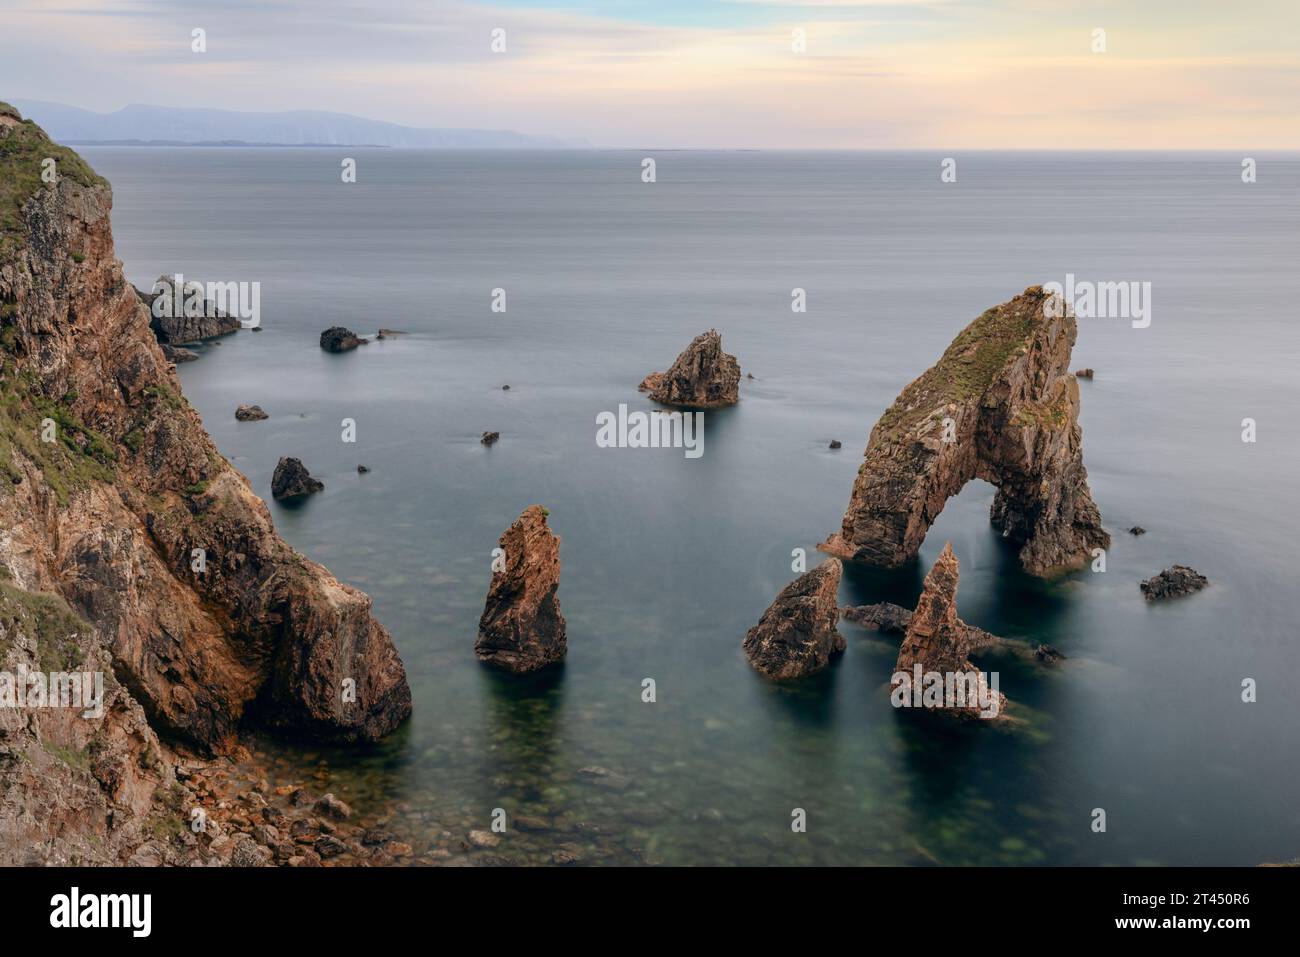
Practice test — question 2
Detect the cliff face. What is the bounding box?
[0,107,411,757]
[821,287,1108,576]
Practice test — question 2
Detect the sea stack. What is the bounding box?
[742,560,845,679]
[820,286,1108,577]
[476,505,567,673]
[640,329,741,408]
[893,543,1007,719]
[271,457,324,499]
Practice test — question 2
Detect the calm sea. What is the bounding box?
[83,146,1300,865]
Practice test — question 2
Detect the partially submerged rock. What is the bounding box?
[1129,526,1146,536]
[841,601,913,634]
[138,275,242,345]
[743,560,845,679]
[476,505,566,673]
[1034,644,1065,664]
[161,343,199,363]
[1140,565,1208,601]
[481,431,500,446]
[829,439,842,449]
[893,543,1008,719]
[235,404,268,421]
[271,457,324,499]
[1075,368,1094,379]
[821,287,1109,577]
[320,326,366,352]
[844,599,1000,653]
[641,329,741,408]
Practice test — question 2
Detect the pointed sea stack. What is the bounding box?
[820,286,1108,577]
[476,505,567,673]
[640,329,740,408]
[894,543,1007,719]
[743,559,845,679]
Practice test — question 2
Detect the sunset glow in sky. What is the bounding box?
[2,0,1297,148]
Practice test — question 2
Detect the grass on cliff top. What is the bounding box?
[874,296,1042,442]
[0,101,106,257]
[0,577,90,672]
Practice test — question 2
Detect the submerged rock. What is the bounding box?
[271,457,324,499]
[320,326,366,352]
[820,286,1109,577]
[1129,526,1146,536]
[476,505,567,673]
[356,464,370,474]
[894,543,1008,719]
[235,404,268,421]
[1034,643,1065,664]
[742,560,845,679]
[641,329,741,408]
[1140,565,1208,601]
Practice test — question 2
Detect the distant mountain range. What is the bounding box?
[11,100,588,149]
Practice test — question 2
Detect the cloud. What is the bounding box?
[0,0,1296,147]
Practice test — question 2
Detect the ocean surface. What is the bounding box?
[83,146,1300,866]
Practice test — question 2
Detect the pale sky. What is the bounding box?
[1,0,1297,148]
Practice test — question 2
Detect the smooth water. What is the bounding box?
[84,147,1300,865]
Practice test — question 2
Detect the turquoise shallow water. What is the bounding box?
[85,147,1300,865]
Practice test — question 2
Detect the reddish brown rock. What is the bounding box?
[641,329,740,408]
[820,287,1108,577]
[476,505,566,673]
[893,543,1007,719]
[0,107,410,756]
[742,560,845,679]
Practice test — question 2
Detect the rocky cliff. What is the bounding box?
[821,287,1108,576]
[0,104,411,861]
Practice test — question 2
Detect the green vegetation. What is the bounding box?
[875,300,1040,442]
[0,578,89,672]
[0,369,116,505]
[0,102,106,258]
[42,740,91,770]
